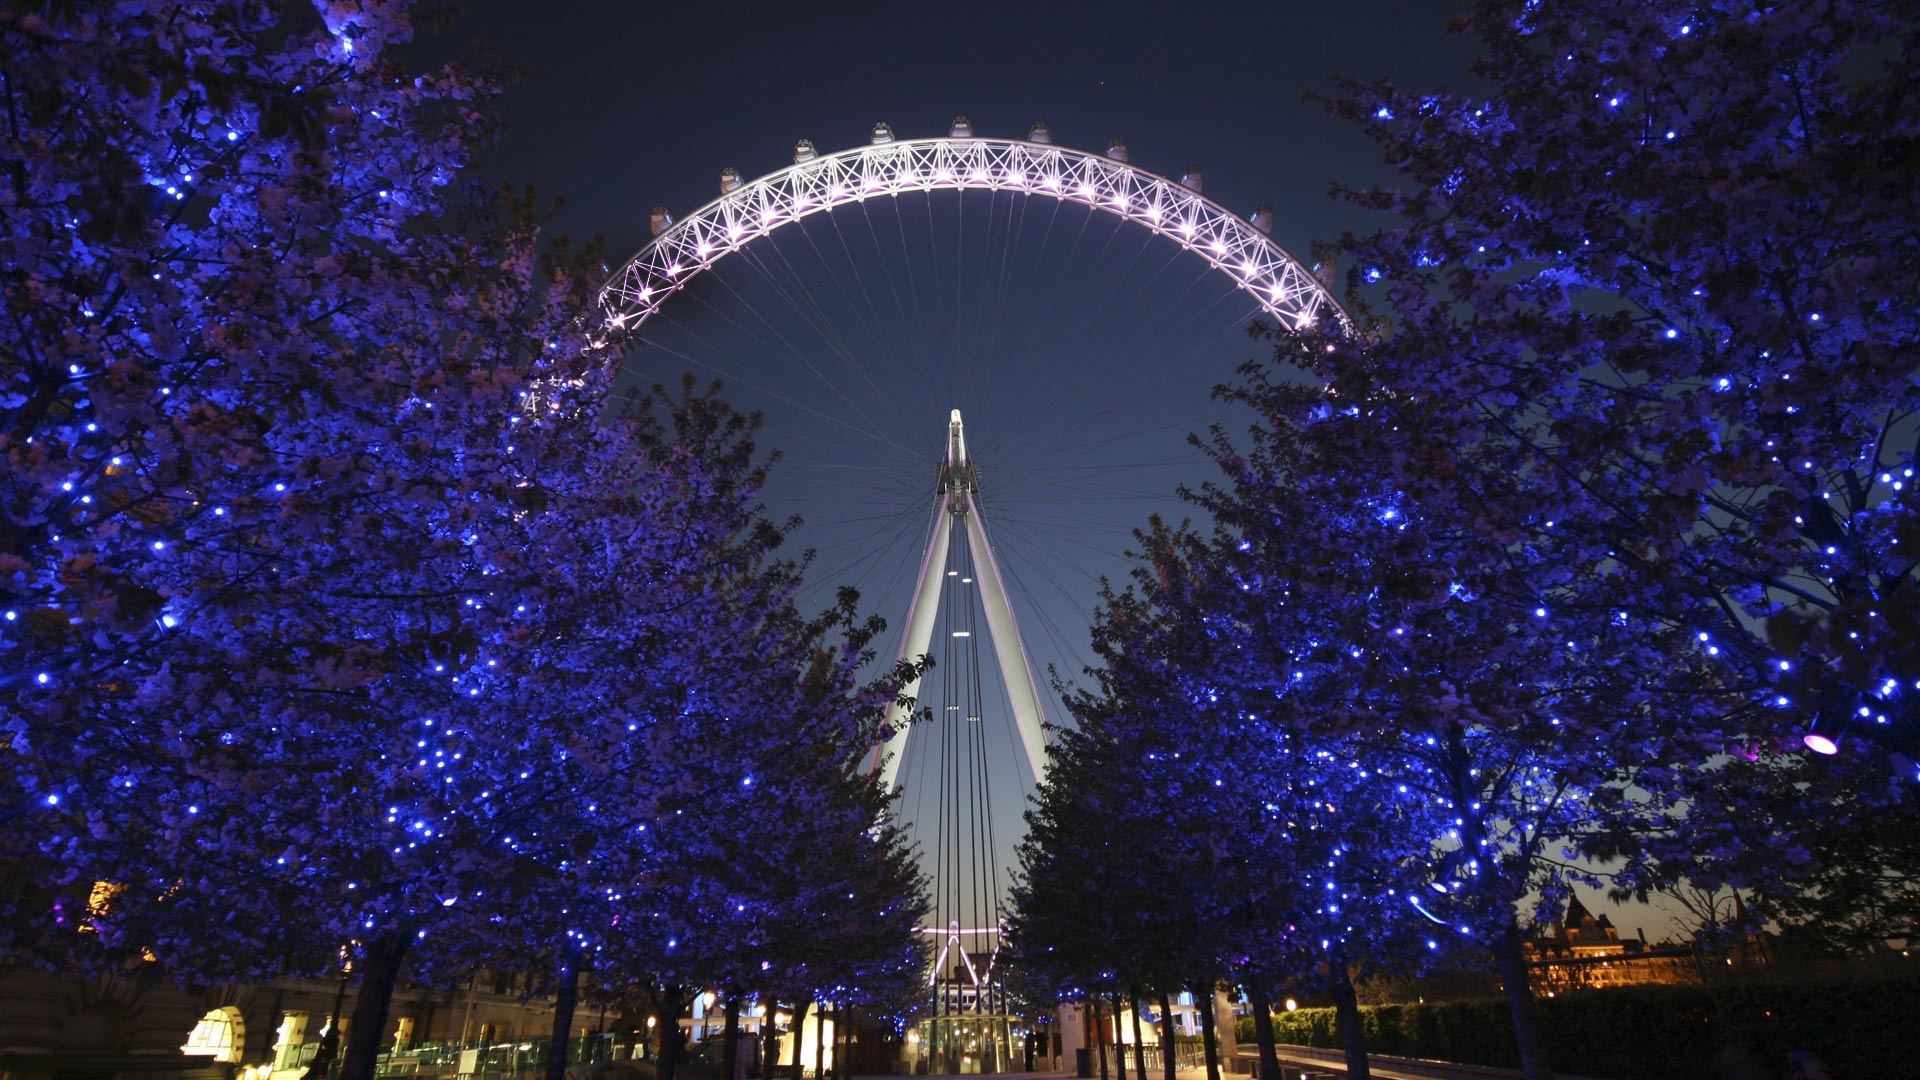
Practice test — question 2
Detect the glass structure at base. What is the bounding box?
[914,1015,1018,1076]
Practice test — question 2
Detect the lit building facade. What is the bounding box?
[1525,894,1701,993]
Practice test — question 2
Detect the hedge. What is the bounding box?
[1236,976,1920,1080]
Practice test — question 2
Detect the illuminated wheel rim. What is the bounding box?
[599,135,1348,340]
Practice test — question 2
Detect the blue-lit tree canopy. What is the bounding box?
[1,5,926,1080]
[1009,4,1918,1080]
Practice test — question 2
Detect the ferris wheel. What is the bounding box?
[597,118,1343,1046]
[599,118,1345,339]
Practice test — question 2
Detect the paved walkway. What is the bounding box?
[860,1060,1213,1068]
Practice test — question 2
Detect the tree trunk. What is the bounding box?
[836,1005,851,1080]
[1094,999,1110,1080]
[1493,918,1556,1080]
[817,999,833,1076]
[1194,985,1220,1080]
[789,999,812,1080]
[1328,954,1370,1080]
[300,972,351,1080]
[760,998,778,1080]
[1127,990,1147,1080]
[338,934,411,1080]
[657,986,688,1080]
[1158,992,1176,1080]
[1249,991,1281,1080]
[544,952,583,1080]
[722,995,742,1080]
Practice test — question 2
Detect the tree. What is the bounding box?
[1608,740,1920,958]
[1030,331,1736,1080]
[1322,0,1920,792]
[1186,353,1747,1079]
[1051,540,1315,1080]
[1006,711,1136,1020]
[2,0,590,995]
[3,12,928,1080]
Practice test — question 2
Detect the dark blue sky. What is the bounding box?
[452,0,1480,266]
[437,0,1484,676]
[419,1,1673,941]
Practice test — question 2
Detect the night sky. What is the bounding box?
[417,1,1665,939]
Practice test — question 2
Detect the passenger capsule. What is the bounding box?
[871,121,895,145]
[1028,121,1053,145]
[649,206,673,237]
[1250,203,1274,234]
[950,116,973,138]
[719,167,742,195]
[1105,138,1129,163]
[1313,256,1338,289]
[793,139,817,163]
[1181,166,1204,194]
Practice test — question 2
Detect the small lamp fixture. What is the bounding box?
[1802,721,1840,755]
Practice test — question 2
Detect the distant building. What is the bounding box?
[1525,893,1701,992]
[0,965,603,1080]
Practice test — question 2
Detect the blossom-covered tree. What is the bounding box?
[1036,557,1275,1080]
[1019,333,1735,1080]
[1188,358,1741,1079]
[1324,0,1920,786]
[3,0,581,986]
[3,9,928,1080]
[1288,0,1920,988]
[1020,7,1918,1079]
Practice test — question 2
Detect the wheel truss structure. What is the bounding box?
[597,131,1349,339]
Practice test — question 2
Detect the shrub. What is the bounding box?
[1249,976,1920,1079]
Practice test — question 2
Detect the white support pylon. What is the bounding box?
[868,410,1051,790]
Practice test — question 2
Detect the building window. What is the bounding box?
[183,1006,245,1064]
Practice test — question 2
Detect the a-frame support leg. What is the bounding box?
[867,410,1051,791]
